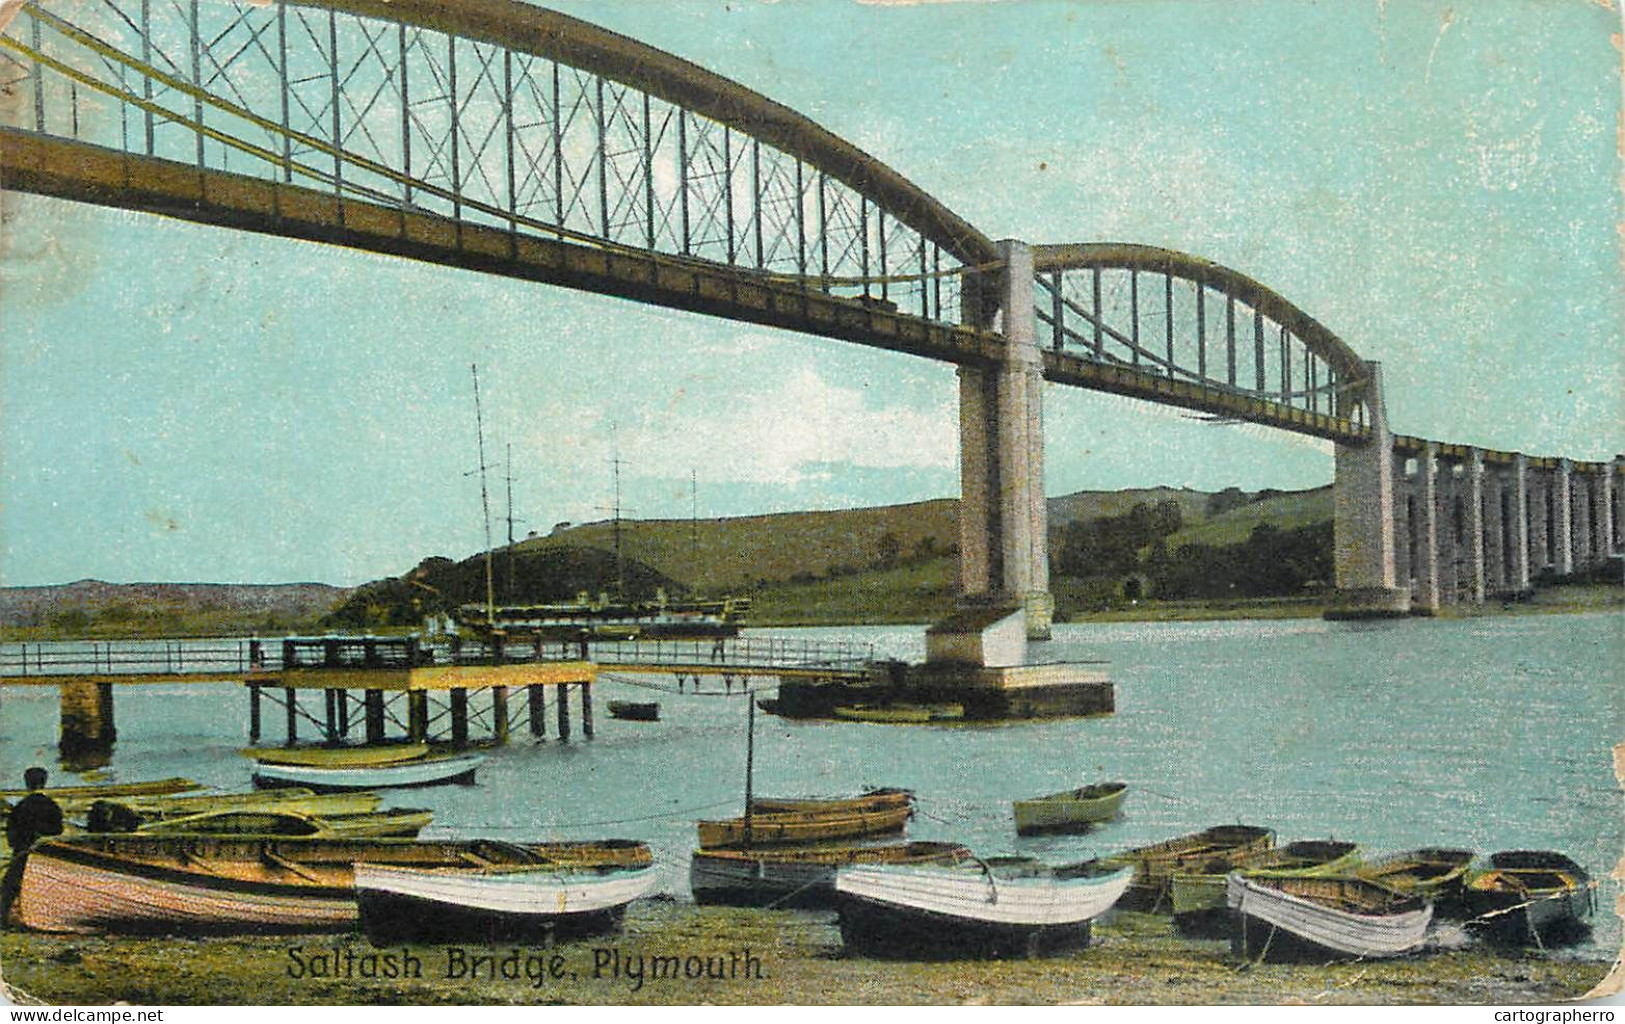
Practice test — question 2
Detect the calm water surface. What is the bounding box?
[3,613,1619,955]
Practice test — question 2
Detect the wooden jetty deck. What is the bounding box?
[1,634,875,759]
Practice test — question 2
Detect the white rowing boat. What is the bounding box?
[251,753,486,791]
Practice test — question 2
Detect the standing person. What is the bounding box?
[2,767,64,925]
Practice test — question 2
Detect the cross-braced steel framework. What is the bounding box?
[0,0,1392,442]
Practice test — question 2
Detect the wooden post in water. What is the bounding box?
[557,683,571,741]
[528,684,546,738]
[450,688,470,748]
[492,686,509,744]
[323,689,338,744]
[248,682,262,742]
[336,689,350,737]
[284,687,298,745]
[580,682,594,738]
[364,690,385,743]
[407,691,429,742]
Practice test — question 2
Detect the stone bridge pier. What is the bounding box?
[955,239,1053,640]
[1327,362,1412,618]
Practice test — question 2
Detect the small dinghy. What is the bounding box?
[1103,824,1275,911]
[748,788,913,816]
[1465,850,1593,945]
[356,858,660,943]
[1012,782,1128,836]
[1354,847,1474,917]
[833,857,1135,959]
[1227,872,1432,961]
[1171,838,1359,936]
[606,700,660,722]
[696,803,911,848]
[251,753,486,792]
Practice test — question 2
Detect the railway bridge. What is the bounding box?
[0,0,1620,640]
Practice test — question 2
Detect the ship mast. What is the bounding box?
[470,363,496,626]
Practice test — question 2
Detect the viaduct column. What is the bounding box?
[1589,466,1611,559]
[1482,461,1505,596]
[1461,449,1486,603]
[1326,362,1410,618]
[1527,465,1549,577]
[955,238,1052,639]
[1611,456,1624,554]
[1437,462,1459,604]
[1412,443,1442,614]
[1571,471,1593,569]
[1552,459,1574,576]
[1507,454,1530,592]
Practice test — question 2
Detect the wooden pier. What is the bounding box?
[1,634,877,759]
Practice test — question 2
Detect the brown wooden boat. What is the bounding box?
[696,804,912,848]
[16,834,652,934]
[241,743,430,768]
[690,840,970,907]
[87,790,385,831]
[132,807,433,840]
[1354,847,1474,916]
[748,788,913,816]
[1102,824,1274,911]
[2,778,201,815]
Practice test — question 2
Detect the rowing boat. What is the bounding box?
[833,857,1135,959]
[832,704,963,724]
[1102,824,1274,911]
[690,840,972,908]
[356,860,660,943]
[1465,850,1593,945]
[1353,847,1474,917]
[696,803,912,848]
[1170,839,1359,935]
[1012,782,1128,836]
[241,743,431,768]
[251,753,486,792]
[2,778,201,815]
[16,834,652,934]
[132,807,432,840]
[606,700,660,722]
[1227,872,1433,961]
[748,788,913,816]
[87,791,385,831]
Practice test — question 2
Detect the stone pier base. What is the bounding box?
[764,660,1112,722]
[1323,586,1413,620]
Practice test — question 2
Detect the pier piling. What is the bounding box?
[528,684,546,738]
[248,682,262,742]
[407,691,428,742]
[284,687,298,745]
[557,683,571,741]
[581,682,594,738]
[492,686,509,743]
[364,689,385,743]
[450,688,470,748]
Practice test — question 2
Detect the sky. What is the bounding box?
[1,0,1621,587]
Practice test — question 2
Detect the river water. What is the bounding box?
[2,613,1619,957]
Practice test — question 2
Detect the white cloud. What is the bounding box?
[620,360,956,486]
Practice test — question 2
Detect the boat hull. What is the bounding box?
[1354,848,1474,919]
[606,701,660,722]
[252,754,485,792]
[355,863,659,944]
[833,862,1134,960]
[1012,783,1128,836]
[1227,874,1432,961]
[696,804,911,848]
[1465,851,1593,946]
[748,789,913,816]
[1171,840,1360,936]
[17,841,355,935]
[1105,825,1274,912]
[689,842,971,908]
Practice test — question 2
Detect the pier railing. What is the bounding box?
[0,634,877,680]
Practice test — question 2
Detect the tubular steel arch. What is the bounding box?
[1032,242,1374,441]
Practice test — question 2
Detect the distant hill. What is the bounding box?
[1,483,1337,636]
[0,580,350,637]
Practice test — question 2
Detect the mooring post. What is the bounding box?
[557,683,571,741]
[284,687,298,745]
[248,682,262,742]
[528,684,547,738]
[450,688,470,748]
[580,682,594,738]
[408,691,429,741]
[58,680,116,762]
[491,686,509,743]
[323,688,338,743]
[364,689,385,743]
